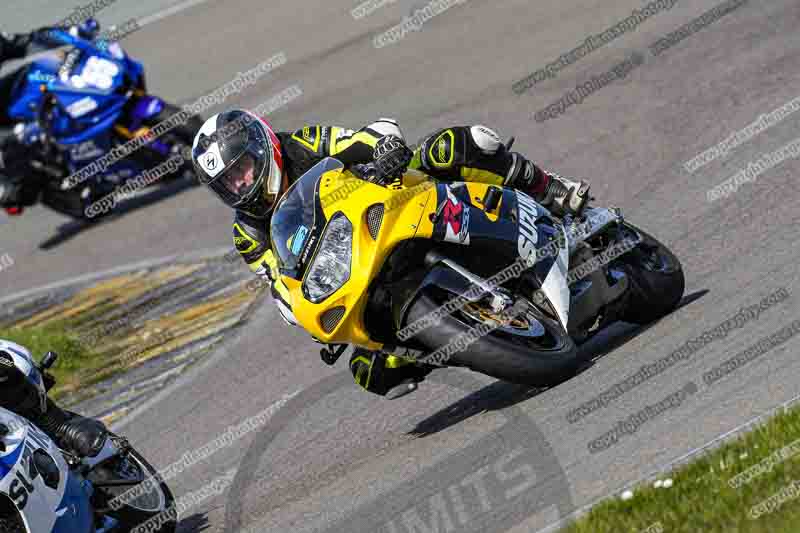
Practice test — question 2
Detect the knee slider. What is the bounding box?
[468,125,502,154]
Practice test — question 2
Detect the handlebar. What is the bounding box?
[31,25,107,56]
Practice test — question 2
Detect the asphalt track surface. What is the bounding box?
[2,1,800,531]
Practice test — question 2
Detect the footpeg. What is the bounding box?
[320,344,348,366]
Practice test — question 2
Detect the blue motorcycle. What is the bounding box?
[4,21,202,219]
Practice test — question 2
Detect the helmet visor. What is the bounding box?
[220,154,258,199]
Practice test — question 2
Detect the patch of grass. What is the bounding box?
[560,405,800,533]
[0,323,101,401]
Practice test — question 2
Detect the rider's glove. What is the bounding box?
[373,135,413,183]
[254,262,274,283]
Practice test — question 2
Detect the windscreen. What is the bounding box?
[270,158,344,272]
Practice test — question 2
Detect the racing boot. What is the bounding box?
[510,156,591,217]
[349,349,433,399]
[539,171,591,217]
[0,139,41,210]
[0,177,24,208]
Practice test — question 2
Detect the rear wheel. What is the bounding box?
[404,289,580,387]
[144,102,204,185]
[617,223,685,324]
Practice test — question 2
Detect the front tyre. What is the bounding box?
[0,498,24,533]
[90,440,176,533]
[0,518,23,533]
[617,223,685,324]
[404,290,581,387]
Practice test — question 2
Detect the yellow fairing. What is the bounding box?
[282,168,436,350]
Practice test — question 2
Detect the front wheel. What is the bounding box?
[0,512,24,533]
[89,438,176,533]
[404,290,581,387]
[616,223,685,324]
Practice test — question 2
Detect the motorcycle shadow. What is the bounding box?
[577,289,706,366]
[409,290,706,438]
[39,177,198,250]
[409,377,546,438]
[175,512,211,533]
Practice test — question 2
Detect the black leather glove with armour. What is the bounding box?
[373,135,413,183]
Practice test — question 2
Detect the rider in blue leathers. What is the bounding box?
[0,30,40,208]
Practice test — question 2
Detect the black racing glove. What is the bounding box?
[373,135,413,183]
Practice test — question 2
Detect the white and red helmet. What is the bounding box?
[191,109,284,218]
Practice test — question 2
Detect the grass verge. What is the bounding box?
[560,404,800,532]
[0,323,100,401]
[0,264,262,407]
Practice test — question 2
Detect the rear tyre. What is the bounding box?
[617,223,685,324]
[404,290,580,387]
[145,102,204,185]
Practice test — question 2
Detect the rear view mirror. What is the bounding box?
[40,351,58,370]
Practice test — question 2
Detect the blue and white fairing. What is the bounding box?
[6,30,136,132]
[0,408,95,533]
[426,184,574,329]
[5,28,167,177]
[515,191,572,329]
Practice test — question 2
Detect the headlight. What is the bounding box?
[303,214,352,303]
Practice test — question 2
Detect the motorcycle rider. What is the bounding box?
[191,109,591,398]
[0,339,109,458]
[0,21,100,211]
[0,30,40,210]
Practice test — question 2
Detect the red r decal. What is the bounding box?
[442,198,463,235]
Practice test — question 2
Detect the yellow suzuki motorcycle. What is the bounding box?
[269,158,684,386]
